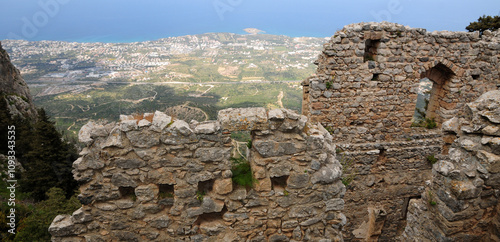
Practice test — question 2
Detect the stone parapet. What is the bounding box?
[50,108,345,241]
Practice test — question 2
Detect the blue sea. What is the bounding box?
[1,0,497,43]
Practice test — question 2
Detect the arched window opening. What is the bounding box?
[412,63,455,128]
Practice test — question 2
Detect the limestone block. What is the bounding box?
[442,117,460,133]
[167,119,193,136]
[120,120,138,132]
[135,184,159,203]
[126,130,160,148]
[213,178,233,195]
[218,107,268,131]
[201,197,225,213]
[78,121,98,144]
[325,198,345,211]
[151,111,172,131]
[101,127,124,148]
[71,208,92,224]
[200,221,226,236]
[287,173,310,189]
[147,168,175,184]
[114,158,145,169]
[449,180,481,200]
[254,177,272,192]
[434,160,455,176]
[49,215,78,237]
[146,215,171,229]
[194,121,220,134]
[253,140,307,158]
[111,173,137,187]
[138,119,151,127]
[194,147,231,163]
[269,109,285,120]
[311,163,342,184]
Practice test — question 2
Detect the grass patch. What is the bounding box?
[231,157,255,188]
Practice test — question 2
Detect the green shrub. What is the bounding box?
[231,157,255,188]
[425,118,437,129]
[246,139,252,149]
[196,191,205,202]
[427,154,438,164]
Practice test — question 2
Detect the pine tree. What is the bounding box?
[466,15,500,34]
[20,109,77,201]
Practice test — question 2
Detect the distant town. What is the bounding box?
[1,33,328,136]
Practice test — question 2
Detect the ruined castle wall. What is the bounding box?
[49,108,346,241]
[302,22,500,240]
[403,90,500,241]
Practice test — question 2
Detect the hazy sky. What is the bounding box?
[1,0,499,42]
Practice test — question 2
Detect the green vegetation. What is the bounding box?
[230,157,255,188]
[428,190,437,206]
[0,187,80,241]
[159,192,174,199]
[337,148,357,187]
[466,15,500,34]
[412,118,437,129]
[283,190,289,196]
[0,95,80,241]
[427,154,438,165]
[246,139,252,149]
[196,191,205,202]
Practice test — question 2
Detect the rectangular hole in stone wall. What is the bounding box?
[158,184,175,206]
[198,179,215,195]
[194,205,227,227]
[271,176,289,193]
[364,39,381,62]
[119,187,136,200]
[230,131,251,159]
[472,74,480,80]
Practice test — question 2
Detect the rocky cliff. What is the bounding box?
[0,41,37,119]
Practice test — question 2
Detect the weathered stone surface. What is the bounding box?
[147,215,171,229]
[213,178,233,195]
[194,121,220,134]
[194,147,231,162]
[111,173,137,187]
[218,107,268,131]
[49,215,76,237]
[135,184,159,202]
[168,120,193,136]
[126,130,160,148]
[152,111,172,131]
[311,163,341,184]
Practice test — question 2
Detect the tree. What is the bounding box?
[19,109,78,201]
[14,187,80,241]
[466,15,500,34]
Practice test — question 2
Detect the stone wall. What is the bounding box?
[49,108,346,241]
[301,22,500,240]
[402,90,500,241]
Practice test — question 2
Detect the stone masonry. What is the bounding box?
[302,22,499,240]
[49,108,346,241]
[402,90,500,241]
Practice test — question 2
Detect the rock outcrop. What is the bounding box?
[402,90,500,241]
[0,41,37,119]
[50,108,346,241]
